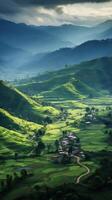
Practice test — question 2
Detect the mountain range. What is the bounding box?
[22,39,112,75]
[0,19,112,80]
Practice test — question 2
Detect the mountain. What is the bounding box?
[0,41,27,59]
[0,19,72,54]
[93,20,112,40]
[82,20,112,41]
[22,39,112,74]
[98,27,112,40]
[0,41,31,79]
[18,57,112,99]
[0,81,59,123]
[1,19,112,80]
[39,24,90,45]
[94,20,112,33]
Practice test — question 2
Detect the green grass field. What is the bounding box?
[1,97,112,199]
[0,156,97,200]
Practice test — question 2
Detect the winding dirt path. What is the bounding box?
[74,156,90,184]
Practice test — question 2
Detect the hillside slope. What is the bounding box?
[0,81,59,123]
[0,108,41,134]
[0,126,32,156]
[18,57,112,99]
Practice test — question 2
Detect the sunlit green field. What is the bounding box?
[0,156,97,200]
[1,97,112,199]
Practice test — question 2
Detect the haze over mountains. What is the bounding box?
[24,39,112,74]
[0,19,112,80]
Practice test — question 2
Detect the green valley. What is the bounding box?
[1,9,112,200]
[1,77,112,199]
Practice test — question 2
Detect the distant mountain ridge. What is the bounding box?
[0,19,72,54]
[21,39,112,75]
[0,19,112,79]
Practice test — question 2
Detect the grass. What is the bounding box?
[42,108,85,143]
[0,108,42,134]
[0,126,32,156]
[1,97,112,199]
[76,124,112,152]
[0,156,95,200]
[84,96,112,105]
[0,81,60,125]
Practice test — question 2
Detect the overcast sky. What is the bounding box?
[0,0,112,26]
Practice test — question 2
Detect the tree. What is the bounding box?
[55,140,59,152]
[47,144,52,153]
[14,152,18,160]
[38,128,46,137]
[68,145,73,155]
[35,139,45,155]
[20,169,27,178]
[44,116,52,124]
[6,174,12,188]
[85,107,91,113]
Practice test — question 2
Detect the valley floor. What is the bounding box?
[0,97,112,200]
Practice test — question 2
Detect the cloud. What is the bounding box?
[0,0,20,14]
[15,0,112,8]
[0,0,111,15]
[0,0,112,26]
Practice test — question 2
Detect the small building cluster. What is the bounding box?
[84,107,97,125]
[53,132,85,164]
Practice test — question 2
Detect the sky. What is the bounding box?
[0,0,112,26]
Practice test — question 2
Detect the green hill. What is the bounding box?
[0,108,42,134]
[75,57,112,92]
[41,81,97,99]
[0,126,32,156]
[0,81,59,123]
[17,57,112,99]
[0,81,60,156]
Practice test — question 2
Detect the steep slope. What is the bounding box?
[18,57,112,99]
[0,108,41,134]
[0,81,59,123]
[0,126,32,156]
[22,39,112,73]
[0,108,41,156]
